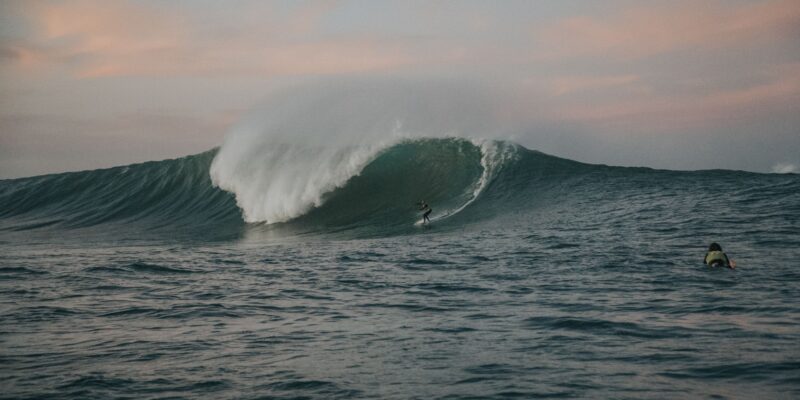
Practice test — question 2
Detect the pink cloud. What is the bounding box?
[7,0,416,78]
[35,0,185,62]
[537,0,800,60]
[549,63,800,127]
[282,0,340,36]
[548,74,640,96]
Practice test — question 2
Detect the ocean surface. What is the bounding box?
[1,138,799,399]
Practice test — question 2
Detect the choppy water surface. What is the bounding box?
[1,140,799,399]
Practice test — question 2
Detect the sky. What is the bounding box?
[1,0,799,178]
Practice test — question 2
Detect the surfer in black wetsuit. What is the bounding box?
[418,201,432,224]
[704,242,735,268]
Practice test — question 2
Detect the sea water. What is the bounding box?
[2,138,799,399]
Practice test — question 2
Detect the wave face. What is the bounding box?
[284,138,512,232]
[2,138,799,240]
[0,150,242,234]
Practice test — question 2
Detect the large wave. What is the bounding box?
[0,137,522,235]
[3,81,797,238]
[1,138,797,239]
[208,78,501,225]
[210,137,516,225]
[0,136,557,235]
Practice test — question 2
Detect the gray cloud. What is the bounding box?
[0,1,798,177]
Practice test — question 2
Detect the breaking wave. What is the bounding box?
[1,138,797,239]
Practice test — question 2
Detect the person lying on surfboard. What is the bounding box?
[417,201,432,224]
[704,242,736,269]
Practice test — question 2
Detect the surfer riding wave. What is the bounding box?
[417,201,432,224]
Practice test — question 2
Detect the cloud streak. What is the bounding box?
[546,63,800,127]
[3,0,421,78]
[536,0,800,60]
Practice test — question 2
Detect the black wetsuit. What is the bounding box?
[420,203,432,223]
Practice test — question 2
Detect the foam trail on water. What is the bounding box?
[428,140,519,222]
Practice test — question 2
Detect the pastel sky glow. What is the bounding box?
[1,0,799,178]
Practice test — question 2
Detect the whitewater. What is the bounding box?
[1,82,799,399]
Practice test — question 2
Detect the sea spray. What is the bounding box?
[209,79,497,224]
[210,141,389,223]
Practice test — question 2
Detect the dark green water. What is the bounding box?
[1,139,799,399]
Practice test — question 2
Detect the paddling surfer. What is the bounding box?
[704,242,736,269]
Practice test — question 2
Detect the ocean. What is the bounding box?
[1,138,799,399]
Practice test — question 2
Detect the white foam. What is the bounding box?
[428,139,519,222]
[208,79,498,224]
[210,138,393,224]
[771,163,798,174]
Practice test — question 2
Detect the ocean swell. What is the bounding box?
[0,150,241,233]
[4,138,796,239]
